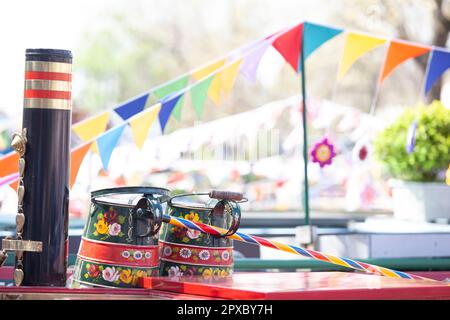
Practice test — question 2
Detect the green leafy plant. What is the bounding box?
[374,100,450,182]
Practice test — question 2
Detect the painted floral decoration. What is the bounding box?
[179,248,192,259]
[163,264,232,279]
[172,211,204,243]
[199,250,210,260]
[93,207,126,240]
[184,212,202,239]
[168,266,183,280]
[82,262,151,286]
[311,138,336,168]
[221,251,230,261]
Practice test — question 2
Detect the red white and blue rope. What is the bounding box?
[166,215,436,282]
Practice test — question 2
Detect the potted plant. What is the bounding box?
[374,100,450,222]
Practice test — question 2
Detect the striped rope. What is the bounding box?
[166,215,438,282]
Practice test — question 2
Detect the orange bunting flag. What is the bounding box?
[70,141,93,189]
[0,152,19,179]
[129,103,161,149]
[272,23,303,71]
[9,180,18,192]
[338,32,386,79]
[72,111,110,154]
[380,40,431,83]
[192,59,226,81]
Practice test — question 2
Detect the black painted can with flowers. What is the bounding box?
[159,193,242,280]
[71,187,169,288]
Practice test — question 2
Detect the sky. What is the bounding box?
[0,0,448,125]
[0,0,111,121]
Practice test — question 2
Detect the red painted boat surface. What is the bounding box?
[140,272,450,300]
[2,268,450,300]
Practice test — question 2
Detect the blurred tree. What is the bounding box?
[339,0,450,104]
[73,0,450,127]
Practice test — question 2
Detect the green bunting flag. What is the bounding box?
[153,75,189,120]
[190,76,214,119]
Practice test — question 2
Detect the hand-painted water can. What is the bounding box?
[71,187,169,288]
[159,191,244,280]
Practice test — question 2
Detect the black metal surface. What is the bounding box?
[21,108,71,286]
[91,186,170,200]
[25,49,72,63]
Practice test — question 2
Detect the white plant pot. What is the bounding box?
[390,179,450,222]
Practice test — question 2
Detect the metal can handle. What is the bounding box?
[134,197,163,238]
[210,200,241,237]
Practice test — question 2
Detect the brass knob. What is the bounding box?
[18,159,25,177]
[0,250,7,267]
[16,212,25,233]
[17,185,25,205]
[13,269,24,287]
[11,129,27,157]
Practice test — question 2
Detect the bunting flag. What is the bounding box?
[114,94,150,121]
[203,61,243,106]
[158,93,184,133]
[72,111,110,154]
[0,152,19,179]
[0,172,19,189]
[70,141,93,189]
[96,124,126,170]
[302,22,343,61]
[240,40,271,82]
[129,103,161,149]
[221,58,243,97]
[9,178,19,191]
[424,48,450,94]
[191,76,214,119]
[192,59,226,81]
[153,75,189,121]
[380,40,431,83]
[338,32,386,79]
[208,72,223,106]
[272,23,303,71]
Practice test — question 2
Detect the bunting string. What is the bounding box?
[2,20,450,189]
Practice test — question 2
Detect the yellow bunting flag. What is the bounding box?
[129,103,161,149]
[70,141,93,189]
[221,58,243,97]
[208,73,223,106]
[192,59,226,81]
[338,32,386,79]
[72,111,110,154]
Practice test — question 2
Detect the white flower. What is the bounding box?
[168,266,183,279]
[144,251,152,259]
[133,251,143,260]
[102,267,119,282]
[186,229,201,240]
[163,246,172,257]
[121,250,130,259]
[221,251,230,261]
[199,250,210,261]
[179,248,192,259]
[108,223,121,236]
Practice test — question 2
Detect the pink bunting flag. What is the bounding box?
[240,40,272,82]
[0,172,19,188]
